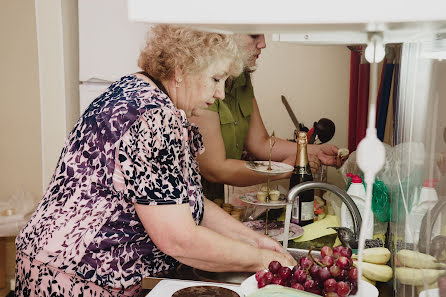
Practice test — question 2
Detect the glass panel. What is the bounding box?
[390,37,446,297]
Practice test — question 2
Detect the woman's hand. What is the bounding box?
[259,249,297,270]
[254,234,284,253]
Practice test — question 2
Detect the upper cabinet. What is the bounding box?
[127,0,446,44]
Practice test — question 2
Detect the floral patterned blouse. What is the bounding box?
[15,74,205,290]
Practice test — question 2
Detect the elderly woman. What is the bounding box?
[15,25,296,297]
[190,34,344,200]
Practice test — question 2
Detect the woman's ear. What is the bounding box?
[174,67,184,84]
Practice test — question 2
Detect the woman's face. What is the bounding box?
[237,34,266,70]
[177,58,231,117]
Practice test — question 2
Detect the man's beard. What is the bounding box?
[244,51,258,73]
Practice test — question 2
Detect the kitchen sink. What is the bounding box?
[191,248,321,285]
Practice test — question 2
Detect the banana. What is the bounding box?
[396,267,445,286]
[359,247,391,264]
[361,262,393,282]
[362,275,376,286]
[397,249,446,269]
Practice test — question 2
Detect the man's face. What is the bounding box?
[236,34,266,71]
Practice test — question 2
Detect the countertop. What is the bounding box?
[143,264,395,296]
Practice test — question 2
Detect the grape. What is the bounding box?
[308,287,322,295]
[324,278,337,292]
[340,247,353,258]
[291,282,304,290]
[321,246,333,258]
[321,256,334,267]
[263,271,274,284]
[333,246,343,259]
[304,279,317,291]
[292,264,300,275]
[300,256,313,269]
[278,266,292,281]
[318,267,331,282]
[325,292,340,297]
[338,269,349,281]
[268,261,282,274]
[293,268,308,283]
[257,278,267,288]
[350,281,358,295]
[255,270,266,282]
[329,265,341,278]
[336,257,350,269]
[309,264,321,278]
[348,267,358,281]
[336,281,351,297]
[272,277,286,286]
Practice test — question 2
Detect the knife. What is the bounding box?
[281,95,300,132]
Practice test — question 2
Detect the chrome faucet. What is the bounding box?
[287,181,363,244]
[419,199,446,257]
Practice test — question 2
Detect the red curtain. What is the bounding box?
[348,50,391,152]
[348,51,370,152]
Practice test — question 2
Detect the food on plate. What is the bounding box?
[351,247,390,264]
[396,267,445,286]
[172,285,239,297]
[256,191,268,202]
[360,261,393,283]
[254,246,359,296]
[269,190,281,201]
[397,249,446,269]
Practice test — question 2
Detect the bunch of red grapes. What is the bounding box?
[255,246,358,297]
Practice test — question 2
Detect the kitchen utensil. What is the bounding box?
[281,95,300,132]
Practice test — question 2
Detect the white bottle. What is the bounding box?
[341,174,374,239]
[405,179,440,244]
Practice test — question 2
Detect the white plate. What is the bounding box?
[420,288,439,297]
[240,275,378,297]
[243,220,304,241]
[146,279,243,297]
[245,161,294,175]
[239,192,287,207]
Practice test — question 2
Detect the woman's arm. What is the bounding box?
[135,203,296,272]
[201,198,283,253]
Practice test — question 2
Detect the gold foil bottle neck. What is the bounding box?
[297,132,308,145]
[295,132,309,167]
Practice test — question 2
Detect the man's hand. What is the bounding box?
[282,152,321,174]
[311,143,348,168]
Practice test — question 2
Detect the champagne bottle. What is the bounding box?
[289,132,314,226]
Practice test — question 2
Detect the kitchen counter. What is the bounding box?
[143,264,394,296]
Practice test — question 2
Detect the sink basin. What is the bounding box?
[192,248,321,285]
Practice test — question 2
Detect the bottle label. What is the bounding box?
[296,167,311,176]
[292,201,299,221]
[301,201,314,221]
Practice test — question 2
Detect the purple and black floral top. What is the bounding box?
[16,74,205,289]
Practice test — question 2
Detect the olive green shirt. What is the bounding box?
[201,72,254,200]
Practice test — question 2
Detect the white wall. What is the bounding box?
[252,35,351,187]
[35,0,80,190]
[0,2,42,203]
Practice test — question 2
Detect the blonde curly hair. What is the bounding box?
[138,25,243,81]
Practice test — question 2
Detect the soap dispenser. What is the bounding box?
[341,173,374,240]
[405,178,440,245]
